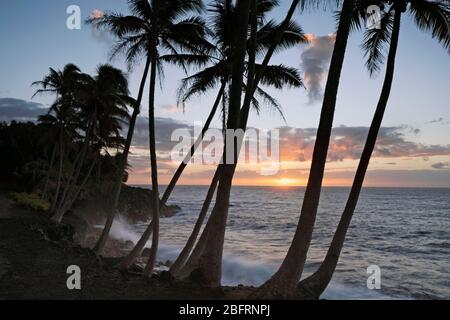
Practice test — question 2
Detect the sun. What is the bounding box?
[278,178,299,186]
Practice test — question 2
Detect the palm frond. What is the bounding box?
[361,9,394,76]
[409,0,450,51]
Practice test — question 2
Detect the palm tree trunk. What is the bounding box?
[252,0,355,299]
[94,56,151,254]
[142,62,161,276]
[178,0,299,286]
[160,80,227,206]
[142,16,161,277]
[52,122,93,223]
[297,8,402,300]
[117,84,225,265]
[176,165,222,279]
[242,0,300,122]
[120,56,160,273]
[42,142,57,201]
[169,168,220,276]
[58,156,98,217]
[50,127,65,211]
[178,0,252,288]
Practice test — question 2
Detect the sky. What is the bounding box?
[0,0,449,187]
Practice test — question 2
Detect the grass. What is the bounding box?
[7,192,50,212]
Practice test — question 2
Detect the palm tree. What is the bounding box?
[160,0,305,209]
[95,0,209,274]
[32,64,83,212]
[187,0,252,287]
[252,0,356,299]
[174,0,311,287]
[51,65,133,223]
[296,0,450,299]
[168,0,306,277]
[87,0,210,255]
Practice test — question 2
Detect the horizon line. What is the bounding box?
[128,183,450,189]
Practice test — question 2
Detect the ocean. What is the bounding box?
[110,186,450,300]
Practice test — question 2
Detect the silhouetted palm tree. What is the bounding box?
[297,0,450,299]
[162,0,305,199]
[168,0,306,277]
[173,0,314,287]
[51,65,133,223]
[87,0,210,256]
[32,64,83,211]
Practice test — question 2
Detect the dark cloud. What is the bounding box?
[0,98,48,122]
[131,116,193,150]
[300,34,336,105]
[427,117,444,124]
[431,162,450,170]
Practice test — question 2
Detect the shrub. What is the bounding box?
[8,192,50,212]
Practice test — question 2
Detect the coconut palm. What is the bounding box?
[168,0,306,276]
[297,0,450,299]
[51,65,133,223]
[96,0,210,275]
[87,0,211,255]
[32,64,83,211]
[161,0,305,203]
[174,0,313,287]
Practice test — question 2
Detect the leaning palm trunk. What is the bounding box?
[160,80,227,206]
[118,220,154,270]
[58,156,98,217]
[117,82,224,266]
[169,168,221,276]
[253,0,355,299]
[52,122,93,222]
[119,58,160,273]
[297,8,402,300]
[177,0,252,287]
[94,57,151,254]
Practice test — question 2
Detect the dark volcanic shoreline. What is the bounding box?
[0,196,252,300]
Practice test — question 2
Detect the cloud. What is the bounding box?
[0,98,48,122]
[431,162,450,169]
[131,116,193,150]
[126,120,450,185]
[277,125,450,163]
[89,10,113,45]
[427,117,444,124]
[89,9,104,19]
[300,34,336,104]
[427,117,450,124]
[160,104,180,114]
